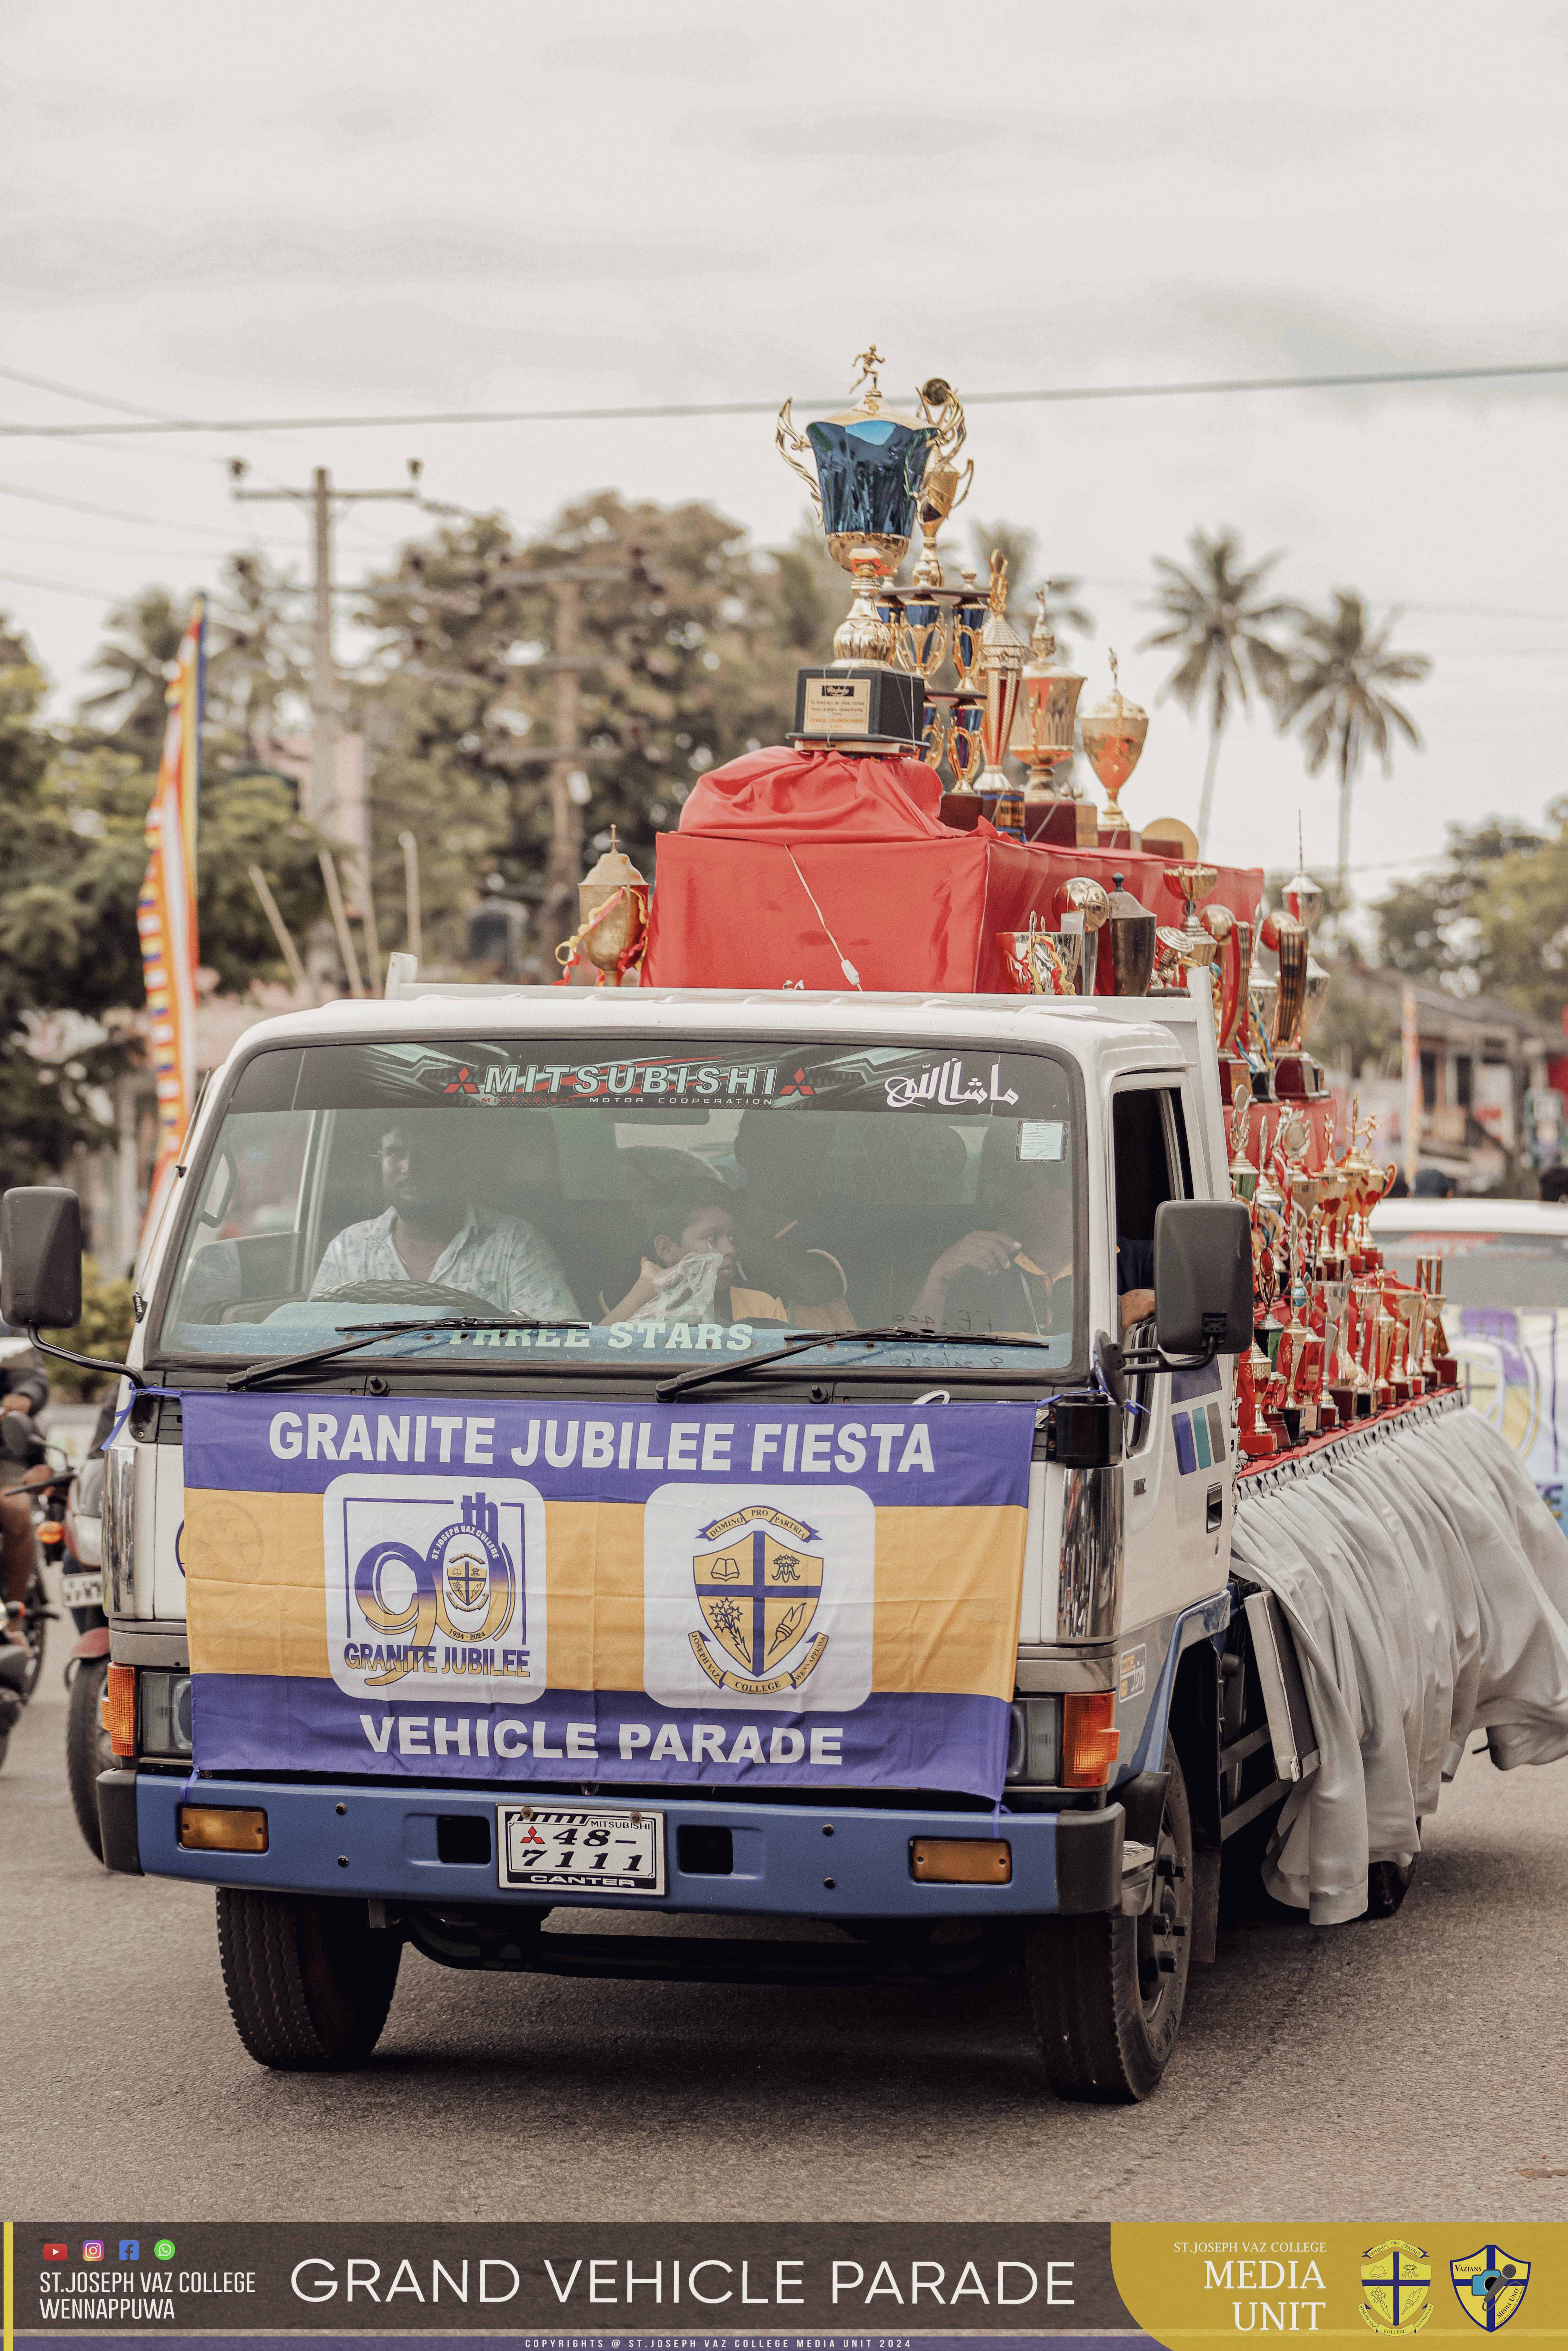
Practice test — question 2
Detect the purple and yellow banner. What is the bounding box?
[182,1395,1034,1799]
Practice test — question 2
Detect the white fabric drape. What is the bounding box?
[1229,1402,1568,1923]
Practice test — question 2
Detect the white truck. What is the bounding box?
[2,972,1529,2102]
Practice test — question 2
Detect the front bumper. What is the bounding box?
[134,1772,1124,1919]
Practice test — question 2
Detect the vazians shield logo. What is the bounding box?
[690,1503,829,1695]
[1450,2247,1530,2332]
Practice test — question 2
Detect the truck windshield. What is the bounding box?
[154,1036,1082,1377]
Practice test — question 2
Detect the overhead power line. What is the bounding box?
[0,358,1562,440]
[0,563,120,602]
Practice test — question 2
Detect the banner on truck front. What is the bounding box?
[181,1395,1035,1799]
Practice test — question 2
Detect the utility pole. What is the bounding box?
[398,557,635,958]
[228,458,423,834]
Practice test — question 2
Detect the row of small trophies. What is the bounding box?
[776,351,1146,843]
[993,853,1331,1106]
[1229,1089,1458,1457]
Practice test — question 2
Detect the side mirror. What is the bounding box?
[1153,1198,1253,1358]
[1,1186,83,1330]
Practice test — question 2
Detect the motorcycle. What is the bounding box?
[0,1415,64,1772]
[59,1446,113,1855]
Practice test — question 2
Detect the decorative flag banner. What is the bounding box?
[181,1396,1036,1800]
[136,595,204,1260]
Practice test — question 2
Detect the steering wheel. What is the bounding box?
[321,1280,508,1318]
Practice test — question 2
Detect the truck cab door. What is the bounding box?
[1111,1077,1232,1632]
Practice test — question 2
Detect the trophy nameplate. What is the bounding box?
[790,665,924,750]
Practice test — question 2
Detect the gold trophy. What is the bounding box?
[556,829,648,986]
[1271,841,1327,1098]
[909,378,972,591]
[1080,651,1148,847]
[777,347,940,750]
[978,551,1028,835]
[1055,875,1110,994]
[996,911,1084,996]
[1153,861,1221,990]
[1009,587,1092,847]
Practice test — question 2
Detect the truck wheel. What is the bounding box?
[217,1888,401,2070]
[1025,1741,1194,2103]
[66,1656,112,1860]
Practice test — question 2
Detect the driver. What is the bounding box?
[311,1118,578,1320]
[1,1363,51,1649]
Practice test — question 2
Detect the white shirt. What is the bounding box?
[311,1205,579,1320]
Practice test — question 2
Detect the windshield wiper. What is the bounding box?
[226,1316,589,1392]
[657,1325,1055,1403]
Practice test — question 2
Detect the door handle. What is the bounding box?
[1206,1483,1224,1532]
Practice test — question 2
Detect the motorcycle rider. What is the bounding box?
[1,1360,52,1648]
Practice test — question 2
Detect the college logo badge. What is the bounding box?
[690,1504,828,1694]
[1360,2241,1432,2335]
[643,1480,874,1715]
[353,1492,516,1686]
[1450,2247,1530,2331]
[325,1473,546,1704]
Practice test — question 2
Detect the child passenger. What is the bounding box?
[603,1193,790,1330]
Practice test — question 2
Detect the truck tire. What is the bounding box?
[1025,1741,1194,2103]
[66,1656,112,1860]
[217,1888,401,2070]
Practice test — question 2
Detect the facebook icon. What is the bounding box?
[119,2241,139,2261]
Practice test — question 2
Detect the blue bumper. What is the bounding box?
[136,1773,1123,1919]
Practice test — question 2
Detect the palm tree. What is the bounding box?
[967,522,1095,660]
[78,585,190,764]
[1140,529,1298,852]
[1276,591,1431,902]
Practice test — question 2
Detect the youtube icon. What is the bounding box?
[42,2244,67,2263]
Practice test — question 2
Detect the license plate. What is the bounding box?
[60,1572,102,1609]
[496,1801,665,1896]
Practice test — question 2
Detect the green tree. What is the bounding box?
[967,520,1094,664]
[1374,804,1568,1020]
[76,584,192,764]
[1276,590,1431,905]
[1140,529,1297,853]
[360,492,822,960]
[0,610,327,1191]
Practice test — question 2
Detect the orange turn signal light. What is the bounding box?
[910,1837,1012,1885]
[1062,1689,1120,1788]
[178,1805,268,1854]
[103,1663,136,1758]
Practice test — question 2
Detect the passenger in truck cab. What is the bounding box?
[909,1136,1076,1338]
[603,1189,791,1330]
[311,1117,579,1318]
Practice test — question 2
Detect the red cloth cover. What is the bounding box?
[641,741,1265,996]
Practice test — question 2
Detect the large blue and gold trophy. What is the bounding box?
[777,348,951,753]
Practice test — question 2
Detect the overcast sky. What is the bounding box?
[2,0,1564,901]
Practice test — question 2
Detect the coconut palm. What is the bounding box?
[1277,591,1431,902]
[77,585,191,763]
[968,521,1095,660]
[1140,529,1298,851]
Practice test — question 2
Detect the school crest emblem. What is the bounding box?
[1450,2247,1530,2331]
[690,1503,829,1694]
[1360,2242,1432,2335]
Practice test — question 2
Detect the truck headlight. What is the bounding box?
[140,1669,192,1759]
[102,1443,137,1616]
[1006,1695,1062,1786]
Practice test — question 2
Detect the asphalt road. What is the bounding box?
[5,1597,1568,2225]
